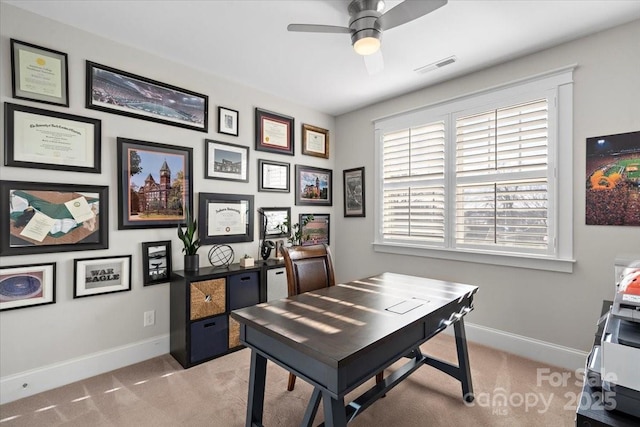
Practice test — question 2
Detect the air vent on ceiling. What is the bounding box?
[414,56,457,74]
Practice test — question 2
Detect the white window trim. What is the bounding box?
[373,65,576,273]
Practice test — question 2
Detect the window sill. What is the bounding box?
[372,242,575,273]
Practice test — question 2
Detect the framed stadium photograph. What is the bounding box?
[117,138,193,230]
[299,213,330,246]
[1,262,56,312]
[86,61,208,132]
[0,180,109,256]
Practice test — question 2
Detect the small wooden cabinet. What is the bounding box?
[170,264,262,368]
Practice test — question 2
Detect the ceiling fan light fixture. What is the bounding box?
[353,36,381,55]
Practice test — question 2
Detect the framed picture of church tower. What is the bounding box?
[117,138,193,230]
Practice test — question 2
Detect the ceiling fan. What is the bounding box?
[287,0,448,73]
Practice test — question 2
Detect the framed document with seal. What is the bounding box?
[254,108,294,156]
[4,103,101,173]
[11,39,69,107]
[199,193,254,244]
[302,123,329,159]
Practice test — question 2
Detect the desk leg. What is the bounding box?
[454,317,474,402]
[322,391,347,427]
[246,350,267,427]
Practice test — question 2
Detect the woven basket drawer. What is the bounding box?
[229,316,241,348]
[190,278,226,320]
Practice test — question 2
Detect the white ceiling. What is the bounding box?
[6,0,640,116]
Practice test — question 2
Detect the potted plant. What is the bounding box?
[177,205,201,272]
[277,215,314,247]
[240,254,255,268]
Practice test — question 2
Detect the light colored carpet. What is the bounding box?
[0,334,582,426]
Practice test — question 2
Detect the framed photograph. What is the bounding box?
[254,108,294,156]
[199,193,254,244]
[260,207,291,238]
[586,130,640,226]
[218,106,239,136]
[4,102,101,173]
[0,262,56,311]
[0,180,108,256]
[295,165,333,206]
[302,124,329,159]
[11,39,69,107]
[205,139,249,182]
[343,167,366,217]
[86,61,208,132]
[117,137,193,230]
[299,214,330,246]
[74,255,132,299]
[258,159,290,193]
[141,240,172,286]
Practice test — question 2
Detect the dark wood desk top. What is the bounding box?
[231,272,478,368]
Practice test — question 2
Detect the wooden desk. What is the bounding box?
[231,272,479,427]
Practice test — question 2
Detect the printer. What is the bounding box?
[597,256,640,418]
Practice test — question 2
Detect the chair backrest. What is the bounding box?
[281,244,336,296]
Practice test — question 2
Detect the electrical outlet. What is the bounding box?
[144,310,155,327]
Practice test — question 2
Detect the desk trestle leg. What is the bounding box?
[247,351,267,427]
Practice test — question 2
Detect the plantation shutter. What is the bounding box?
[454,99,550,251]
[382,121,446,243]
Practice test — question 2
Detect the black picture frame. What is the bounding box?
[295,165,333,206]
[259,207,291,238]
[73,255,132,299]
[0,262,56,311]
[218,106,239,136]
[4,102,101,173]
[117,137,193,230]
[141,240,172,286]
[11,39,69,107]
[254,107,294,156]
[299,213,330,246]
[199,193,254,244]
[343,167,366,217]
[205,139,249,182]
[0,180,109,256]
[258,159,290,193]
[86,61,208,132]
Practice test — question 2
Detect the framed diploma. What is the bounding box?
[199,193,254,244]
[4,103,101,173]
[11,39,69,107]
[0,262,56,312]
[258,159,290,193]
[0,180,109,256]
[302,123,329,159]
[254,108,294,156]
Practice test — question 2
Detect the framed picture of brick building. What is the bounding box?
[117,138,193,229]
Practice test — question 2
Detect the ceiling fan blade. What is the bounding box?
[287,24,351,34]
[377,0,448,31]
[364,50,384,75]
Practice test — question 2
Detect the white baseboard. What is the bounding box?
[444,321,588,372]
[1,325,589,406]
[0,334,169,405]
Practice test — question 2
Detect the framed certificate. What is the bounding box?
[11,39,69,107]
[4,103,101,173]
[254,108,294,156]
[258,159,290,193]
[302,123,329,159]
[199,193,254,244]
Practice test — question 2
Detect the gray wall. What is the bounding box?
[0,3,335,379]
[333,19,640,354]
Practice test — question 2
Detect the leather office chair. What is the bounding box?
[281,244,384,391]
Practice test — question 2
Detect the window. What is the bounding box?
[374,68,575,272]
